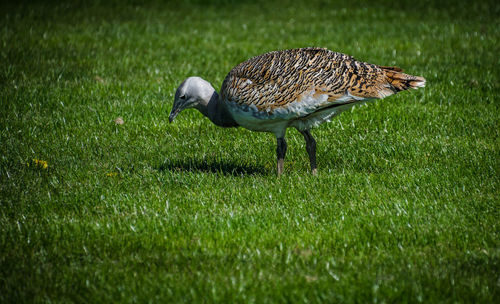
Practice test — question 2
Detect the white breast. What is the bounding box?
[225,101,289,137]
[224,89,372,136]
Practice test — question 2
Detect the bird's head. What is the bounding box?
[169,76,215,123]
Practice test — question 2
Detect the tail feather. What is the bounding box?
[380,66,426,93]
[379,65,403,72]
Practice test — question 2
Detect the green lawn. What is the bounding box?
[1,0,499,302]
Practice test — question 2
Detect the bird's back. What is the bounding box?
[220,48,425,132]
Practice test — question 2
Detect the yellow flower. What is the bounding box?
[106,172,118,177]
[32,159,48,169]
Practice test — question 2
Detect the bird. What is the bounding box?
[168,47,425,175]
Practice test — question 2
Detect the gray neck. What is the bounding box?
[195,91,238,128]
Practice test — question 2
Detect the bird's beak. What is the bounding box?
[169,100,184,123]
[169,107,180,123]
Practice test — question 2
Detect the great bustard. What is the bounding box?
[169,48,425,175]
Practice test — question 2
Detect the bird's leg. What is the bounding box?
[300,130,317,175]
[276,137,287,175]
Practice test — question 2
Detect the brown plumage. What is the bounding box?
[169,47,426,175]
[221,48,425,110]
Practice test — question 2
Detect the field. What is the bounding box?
[1,0,499,302]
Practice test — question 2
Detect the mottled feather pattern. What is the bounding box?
[380,66,426,93]
[170,47,426,174]
[220,47,413,114]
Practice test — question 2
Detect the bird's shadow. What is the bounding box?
[157,158,268,176]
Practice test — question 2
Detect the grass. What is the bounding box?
[1,0,499,302]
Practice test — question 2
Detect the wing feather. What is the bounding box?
[220,48,419,119]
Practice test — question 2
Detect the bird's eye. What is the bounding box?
[180,95,186,100]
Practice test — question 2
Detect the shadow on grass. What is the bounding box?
[158,158,268,176]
